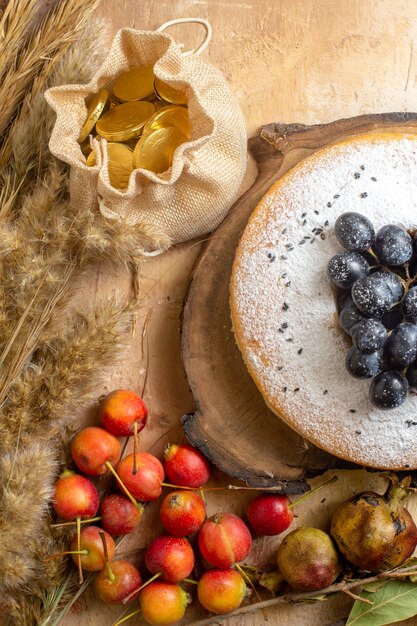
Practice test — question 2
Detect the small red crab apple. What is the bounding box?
[94,559,142,604]
[71,426,120,476]
[69,526,115,572]
[93,531,142,605]
[198,569,247,614]
[100,494,144,536]
[246,475,339,536]
[198,512,252,569]
[247,494,294,536]
[52,470,99,521]
[115,452,165,502]
[140,582,190,625]
[99,389,147,437]
[159,490,206,536]
[164,443,210,488]
[145,535,195,582]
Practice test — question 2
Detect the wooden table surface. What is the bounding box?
[64,1,417,625]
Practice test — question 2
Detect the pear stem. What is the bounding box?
[183,578,199,585]
[122,571,161,604]
[100,531,115,583]
[287,475,338,510]
[76,516,83,584]
[104,461,140,509]
[112,608,141,626]
[50,516,102,529]
[132,422,138,475]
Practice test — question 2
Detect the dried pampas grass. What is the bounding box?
[0,2,164,623]
[0,0,102,145]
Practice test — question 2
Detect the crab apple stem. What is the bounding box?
[100,531,115,583]
[76,516,83,584]
[287,475,338,510]
[183,578,199,585]
[45,549,88,562]
[112,608,141,626]
[122,572,161,604]
[50,516,102,529]
[132,422,138,475]
[235,563,266,618]
[104,461,140,509]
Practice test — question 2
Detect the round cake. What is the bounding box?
[230,131,417,470]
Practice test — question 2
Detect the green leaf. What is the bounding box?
[361,581,388,593]
[346,580,417,626]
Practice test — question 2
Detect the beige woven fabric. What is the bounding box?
[45,28,247,252]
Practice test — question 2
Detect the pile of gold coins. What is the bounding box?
[77,65,191,190]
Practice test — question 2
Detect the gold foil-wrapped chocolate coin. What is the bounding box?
[96,101,155,142]
[154,77,188,105]
[143,105,191,139]
[106,143,133,189]
[86,150,96,166]
[113,66,155,102]
[86,143,133,190]
[78,89,109,143]
[133,126,188,174]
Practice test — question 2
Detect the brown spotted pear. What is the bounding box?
[330,476,417,573]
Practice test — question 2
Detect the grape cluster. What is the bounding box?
[328,212,417,410]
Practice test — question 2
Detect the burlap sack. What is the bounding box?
[45,25,247,253]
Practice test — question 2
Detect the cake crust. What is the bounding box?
[230,131,417,469]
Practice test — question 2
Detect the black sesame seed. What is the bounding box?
[310,238,316,244]
[354,172,361,179]
[286,337,293,343]
[282,302,289,311]
[285,281,291,287]
[281,273,287,278]
[294,387,300,392]
[324,220,329,227]
[327,202,332,207]
[360,192,368,198]
[360,164,365,170]
[371,176,377,181]
[278,328,284,333]
[283,386,287,392]
[405,464,410,468]
[350,409,357,413]
[282,322,288,329]
[323,389,328,395]
[333,194,340,199]
[297,348,303,354]
[280,255,288,260]
[301,212,307,218]
[277,366,283,371]
[320,233,326,240]
[299,240,305,245]
[413,421,417,426]
[282,228,287,234]
[314,210,320,215]
[302,219,307,226]
[321,498,326,503]
[355,429,362,434]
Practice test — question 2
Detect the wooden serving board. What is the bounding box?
[181,113,417,492]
